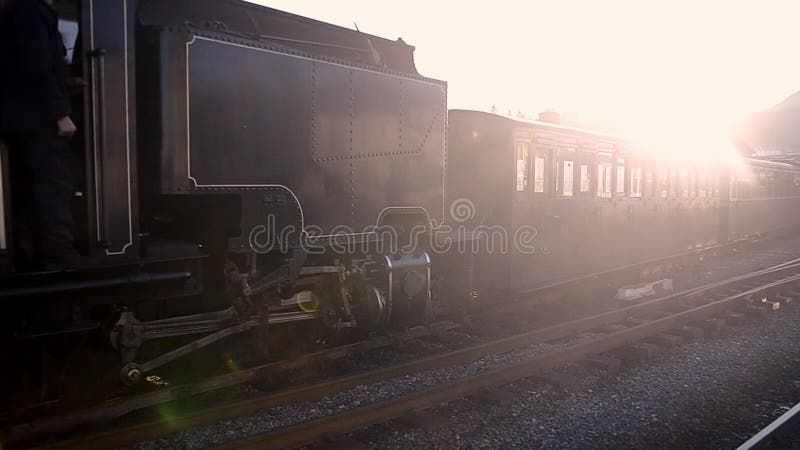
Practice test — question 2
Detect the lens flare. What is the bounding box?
[225,355,241,373]
[296,290,320,312]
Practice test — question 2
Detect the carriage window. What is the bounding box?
[515,142,530,192]
[698,173,708,198]
[561,160,574,197]
[615,158,626,196]
[645,170,654,197]
[679,169,689,199]
[657,168,669,198]
[579,151,595,195]
[736,173,753,200]
[780,173,792,197]
[534,156,546,193]
[757,169,771,199]
[669,169,679,198]
[743,176,752,199]
[580,164,591,192]
[630,167,643,198]
[597,161,613,198]
[775,172,788,197]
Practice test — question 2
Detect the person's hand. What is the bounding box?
[57,116,76,137]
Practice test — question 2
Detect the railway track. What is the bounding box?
[215,264,800,450]
[15,256,800,449]
[736,402,800,450]
[0,233,773,447]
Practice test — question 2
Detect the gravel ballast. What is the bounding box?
[353,302,800,449]
[131,302,800,449]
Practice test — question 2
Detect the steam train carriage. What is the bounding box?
[727,158,800,238]
[445,110,800,297]
[0,0,446,395]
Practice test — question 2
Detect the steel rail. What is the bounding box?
[22,264,800,450]
[219,272,800,450]
[736,402,800,450]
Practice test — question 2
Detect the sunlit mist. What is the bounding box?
[247,0,800,161]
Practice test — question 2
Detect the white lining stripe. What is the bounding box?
[0,145,7,250]
[89,0,133,256]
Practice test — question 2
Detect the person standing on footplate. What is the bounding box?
[0,0,80,271]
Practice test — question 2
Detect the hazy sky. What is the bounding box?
[247,0,800,156]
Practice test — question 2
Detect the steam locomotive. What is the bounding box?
[1,0,798,405]
[0,0,446,397]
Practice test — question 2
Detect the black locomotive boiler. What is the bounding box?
[0,0,446,400]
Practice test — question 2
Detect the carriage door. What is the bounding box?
[81,0,138,258]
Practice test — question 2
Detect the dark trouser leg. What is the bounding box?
[13,134,79,269]
[9,139,37,270]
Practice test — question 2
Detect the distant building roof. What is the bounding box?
[736,91,800,157]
